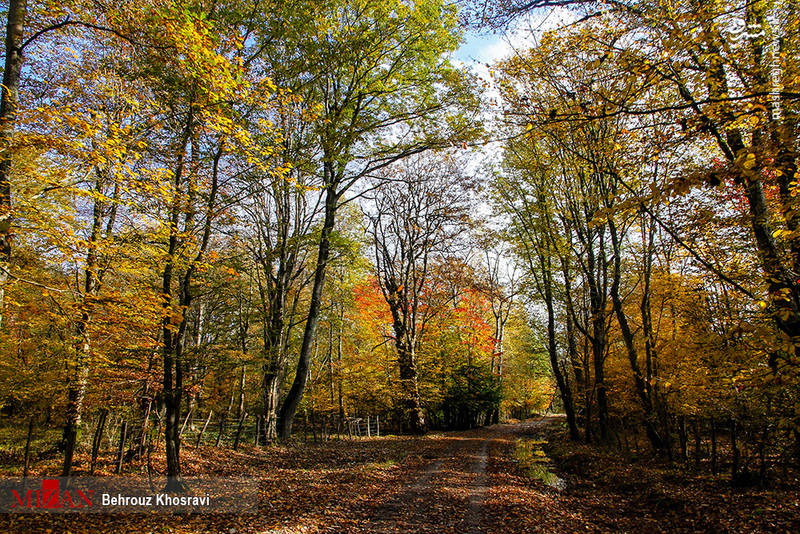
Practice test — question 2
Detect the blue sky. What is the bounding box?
[454,31,506,64]
[453,7,576,68]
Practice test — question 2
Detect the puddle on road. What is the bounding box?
[513,439,566,491]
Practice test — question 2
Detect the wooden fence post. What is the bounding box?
[90,409,108,475]
[115,420,127,474]
[137,398,152,458]
[216,413,227,447]
[233,412,248,451]
[179,407,193,439]
[22,417,34,478]
[196,410,213,448]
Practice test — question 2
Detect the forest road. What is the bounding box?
[7,417,797,533]
[351,417,557,534]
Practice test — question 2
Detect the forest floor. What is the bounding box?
[2,417,799,533]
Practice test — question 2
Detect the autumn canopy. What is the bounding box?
[0,0,799,531]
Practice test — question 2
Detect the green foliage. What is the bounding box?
[437,363,501,430]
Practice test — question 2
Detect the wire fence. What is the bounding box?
[4,408,391,476]
[54,409,385,474]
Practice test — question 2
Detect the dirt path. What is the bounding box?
[343,419,554,533]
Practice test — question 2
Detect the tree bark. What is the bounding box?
[0,0,26,327]
[394,335,426,434]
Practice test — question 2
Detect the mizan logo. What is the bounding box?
[11,479,93,509]
[4,477,244,513]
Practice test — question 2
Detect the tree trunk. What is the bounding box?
[277,167,337,440]
[693,418,701,470]
[233,412,247,451]
[263,372,279,441]
[61,363,89,477]
[585,234,609,442]
[160,111,194,492]
[711,417,718,475]
[217,381,236,447]
[0,0,27,326]
[337,306,345,421]
[187,302,204,429]
[165,124,220,492]
[591,312,608,441]
[608,218,664,453]
[542,254,578,440]
[260,291,285,442]
[137,397,153,458]
[62,172,109,476]
[89,409,108,475]
[327,321,335,406]
[115,420,127,474]
[759,423,768,484]
[395,338,426,434]
[561,256,584,427]
[678,415,688,461]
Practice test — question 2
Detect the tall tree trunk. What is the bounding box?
[590,289,608,441]
[395,337,426,434]
[161,111,215,492]
[277,166,337,440]
[61,364,88,476]
[583,226,609,442]
[260,270,286,442]
[187,302,204,428]
[263,371,279,441]
[162,149,188,492]
[62,309,93,475]
[542,254,579,440]
[163,140,221,488]
[162,277,185,491]
[327,321,335,406]
[560,254,585,433]
[0,0,26,327]
[731,419,740,483]
[582,322,593,442]
[711,417,718,475]
[62,168,112,476]
[337,304,345,421]
[608,217,664,452]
